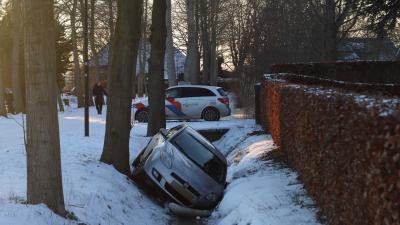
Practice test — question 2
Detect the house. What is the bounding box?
[337,37,399,61]
[89,43,186,83]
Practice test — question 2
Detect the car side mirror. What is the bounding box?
[159,128,168,137]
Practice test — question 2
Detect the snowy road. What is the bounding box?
[0,105,322,225]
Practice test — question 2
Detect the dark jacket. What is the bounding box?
[92,84,108,104]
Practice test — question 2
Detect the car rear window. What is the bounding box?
[217,88,227,96]
[171,127,226,184]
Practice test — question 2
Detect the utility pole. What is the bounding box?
[84,0,89,136]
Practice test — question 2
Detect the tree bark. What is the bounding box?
[71,0,84,107]
[147,0,167,136]
[90,0,100,82]
[184,0,199,84]
[200,0,210,84]
[11,0,24,113]
[57,84,64,112]
[166,0,176,87]
[324,0,338,61]
[138,0,148,97]
[23,0,66,216]
[107,0,114,90]
[101,0,142,176]
[209,0,218,85]
[0,52,6,116]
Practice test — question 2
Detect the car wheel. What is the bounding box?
[135,109,149,123]
[202,107,220,121]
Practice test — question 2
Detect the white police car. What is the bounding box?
[133,85,231,122]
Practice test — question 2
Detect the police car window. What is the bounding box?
[181,87,215,97]
[166,88,182,98]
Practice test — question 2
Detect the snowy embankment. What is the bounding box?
[0,104,321,225]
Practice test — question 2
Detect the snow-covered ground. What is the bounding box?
[0,104,322,225]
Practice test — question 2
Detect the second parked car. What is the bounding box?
[133,85,231,122]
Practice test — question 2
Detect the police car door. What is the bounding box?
[165,87,185,119]
[178,87,208,118]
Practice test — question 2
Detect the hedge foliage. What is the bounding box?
[261,73,400,225]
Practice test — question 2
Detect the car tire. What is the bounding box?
[135,109,149,123]
[202,107,220,121]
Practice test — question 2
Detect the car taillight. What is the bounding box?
[218,97,229,106]
[133,103,145,109]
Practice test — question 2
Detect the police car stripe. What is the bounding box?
[166,98,186,116]
[166,105,186,116]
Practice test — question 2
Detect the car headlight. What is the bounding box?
[160,145,174,169]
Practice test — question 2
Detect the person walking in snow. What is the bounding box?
[92,82,108,115]
[4,88,14,114]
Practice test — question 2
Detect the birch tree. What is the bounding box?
[24,0,66,216]
[101,0,142,175]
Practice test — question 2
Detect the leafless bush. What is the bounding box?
[232,66,260,119]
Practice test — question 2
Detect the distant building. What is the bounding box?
[337,37,399,61]
[89,43,186,82]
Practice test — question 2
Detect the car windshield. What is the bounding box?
[171,127,226,184]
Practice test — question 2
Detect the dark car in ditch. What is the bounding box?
[131,124,227,215]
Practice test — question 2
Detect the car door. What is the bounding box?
[180,87,216,118]
[165,87,199,119]
[165,87,185,119]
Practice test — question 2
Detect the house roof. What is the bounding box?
[92,42,186,79]
[338,37,398,61]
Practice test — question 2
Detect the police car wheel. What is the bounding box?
[203,107,220,121]
[136,109,149,123]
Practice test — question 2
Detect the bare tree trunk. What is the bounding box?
[138,0,148,97]
[200,0,210,84]
[0,53,6,116]
[23,0,66,216]
[324,0,338,61]
[57,89,64,112]
[147,0,167,136]
[101,0,142,176]
[184,0,199,84]
[90,0,100,82]
[11,0,24,113]
[71,0,84,107]
[107,0,114,89]
[166,0,176,87]
[209,0,218,86]
[78,0,94,107]
[137,41,145,97]
[195,1,201,81]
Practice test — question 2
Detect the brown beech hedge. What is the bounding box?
[261,72,400,225]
